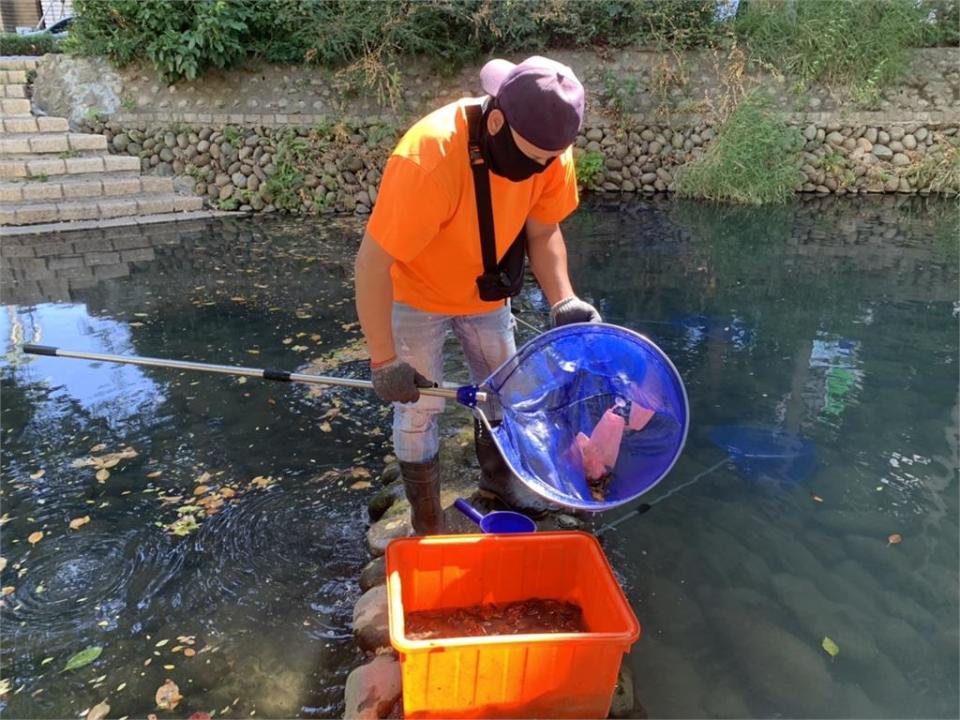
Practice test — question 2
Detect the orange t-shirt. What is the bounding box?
[366,98,579,315]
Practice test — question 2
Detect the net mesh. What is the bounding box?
[484,324,689,511]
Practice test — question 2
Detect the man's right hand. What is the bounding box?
[371,358,433,403]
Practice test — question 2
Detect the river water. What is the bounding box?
[1,195,957,718]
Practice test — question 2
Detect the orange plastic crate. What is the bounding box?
[386,531,640,719]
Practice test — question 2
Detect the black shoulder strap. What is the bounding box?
[465,102,498,275]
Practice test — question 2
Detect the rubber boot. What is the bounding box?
[400,457,445,535]
[475,418,551,519]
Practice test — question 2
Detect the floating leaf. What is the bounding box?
[168,515,199,536]
[64,645,103,671]
[155,679,181,710]
[220,488,236,499]
[193,485,210,496]
[0,557,5,571]
[30,469,45,480]
[96,469,110,482]
[821,636,839,657]
[155,639,169,647]
[28,531,43,545]
[319,421,332,433]
[41,657,54,666]
[237,377,247,385]
[69,516,91,530]
[350,481,371,490]
[351,467,371,479]
[810,493,823,503]
[195,472,211,485]
[101,458,120,469]
[1,586,14,596]
[90,444,107,453]
[887,533,902,545]
[87,700,110,720]
[183,648,196,657]
[147,470,163,478]
[245,349,260,355]
[251,475,274,489]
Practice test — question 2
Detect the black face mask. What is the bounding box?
[480,104,555,182]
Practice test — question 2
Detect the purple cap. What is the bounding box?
[480,55,585,152]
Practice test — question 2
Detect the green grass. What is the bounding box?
[263,130,315,211]
[905,136,960,196]
[222,126,243,149]
[0,32,63,55]
[574,149,606,191]
[735,0,933,92]
[674,92,803,205]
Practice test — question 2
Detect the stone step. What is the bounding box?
[0,57,40,70]
[1,116,69,133]
[1,98,31,115]
[1,84,27,99]
[0,174,174,203]
[0,209,235,237]
[0,154,140,179]
[0,70,28,84]
[0,133,107,155]
[1,193,205,225]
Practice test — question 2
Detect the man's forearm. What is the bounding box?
[355,233,397,364]
[527,225,575,307]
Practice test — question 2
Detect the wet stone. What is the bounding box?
[343,654,402,720]
[367,480,404,523]
[379,462,401,485]
[359,555,386,592]
[353,584,390,653]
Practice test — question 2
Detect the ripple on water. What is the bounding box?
[184,480,366,633]
[6,527,186,655]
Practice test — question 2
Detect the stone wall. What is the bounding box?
[31,48,960,214]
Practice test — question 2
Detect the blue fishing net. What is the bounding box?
[482,324,689,511]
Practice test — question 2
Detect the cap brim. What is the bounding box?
[480,58,515,96]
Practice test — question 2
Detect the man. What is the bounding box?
[354,55,601,535]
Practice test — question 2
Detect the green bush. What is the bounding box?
[574,149,606,191]
[0,32,63,55]
[65,0,252,81]
[66,0,724,83]
[674,92,803,205]
[734,0,935,91]
[918,0,960,47]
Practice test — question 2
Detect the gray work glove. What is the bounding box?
[371,359,433,403]
[549,296,602,327]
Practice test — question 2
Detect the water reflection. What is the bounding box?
[1,196,957,719]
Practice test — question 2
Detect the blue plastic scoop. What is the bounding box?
[454,498,536,534]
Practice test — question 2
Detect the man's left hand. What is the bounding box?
[549,296,601,327]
